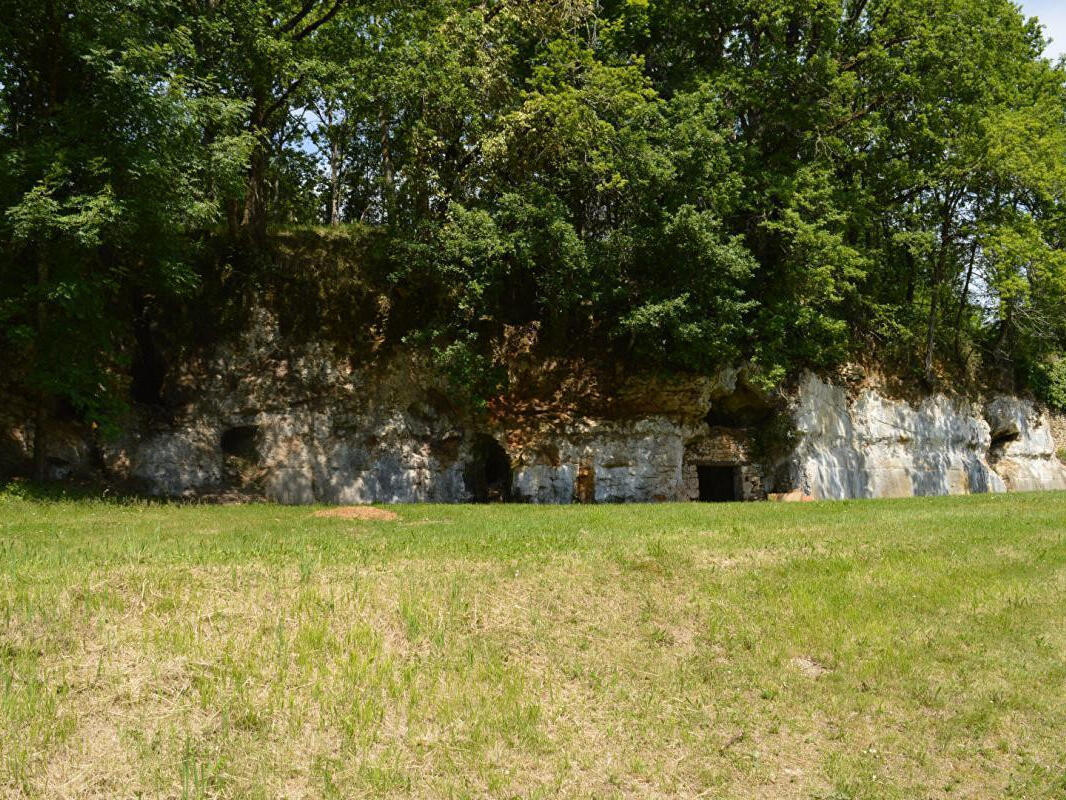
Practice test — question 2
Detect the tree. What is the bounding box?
[0,0,251,478]
[4,0,1066,444]
[182,0,357,236]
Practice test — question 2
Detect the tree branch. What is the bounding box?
[278,1,318,35]
[264,77,306,122]
[293,0,347,41]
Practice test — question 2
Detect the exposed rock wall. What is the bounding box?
[106,312,478,503]
[1046,413,1066,464]
[3,316,1065,504]
[984,398,1066,493]
[107,318,769,503]
[790,373,1066,500]
[511,419,691,504]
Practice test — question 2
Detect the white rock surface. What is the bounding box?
[117,366,1066,503]
[511,418,688,503]
[789,372,1066,499]
[984,396,1066,492]
[129,428,223,496]
[32,308,1062,505]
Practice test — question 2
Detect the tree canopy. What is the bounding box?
[3,0,1066,472]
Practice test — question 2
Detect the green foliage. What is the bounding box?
[430,337,505,410]
[749,412,802,467]
[1030,358,1066,413]
[0,0,251,436]
[4,0,1066,424]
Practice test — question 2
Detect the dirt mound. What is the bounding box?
[312,506,398,521]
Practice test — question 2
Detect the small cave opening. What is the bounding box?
[988,429,1020,462]
[465,434,513,503]
[131,309,167,406]
[697,465,740,502]
[220,425,260,462]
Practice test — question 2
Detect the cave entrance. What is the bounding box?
[220,425,260,462]
[698,465,740,502]
[988,429,1020,463]
[466,435,513,503]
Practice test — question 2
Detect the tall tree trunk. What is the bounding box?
[923,257,943,383]
[924,196,956,383]
[329,138,342,225]
[241,144,269,239]
[379,109,394,224]
[32,251,50,482]
[241,92,269,239]
[953,239,978,364]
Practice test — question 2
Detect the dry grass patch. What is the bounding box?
[312,506,398,521]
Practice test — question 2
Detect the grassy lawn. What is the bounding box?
[1,489,1065,799]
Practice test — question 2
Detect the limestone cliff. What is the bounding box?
[3,314,1065,503]
[789,372,1066,500]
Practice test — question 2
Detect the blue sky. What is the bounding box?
[1021,0,1066,58]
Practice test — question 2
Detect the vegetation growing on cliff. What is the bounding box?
[3,0,1066,471]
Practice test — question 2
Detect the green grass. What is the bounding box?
[2,488,1066,799]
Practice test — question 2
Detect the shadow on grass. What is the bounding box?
[1,477,273,507]
[1,477,171,506]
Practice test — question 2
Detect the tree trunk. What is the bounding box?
[329,138,342,225]
[379,109,394,224]
[923,283,939,382]
[924,197,956,383]
[241,144,269,239]
[241,92,270,239]
[953,239,978,364]
[33,251,50,482]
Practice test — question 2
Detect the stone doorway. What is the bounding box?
[697,465,739,502]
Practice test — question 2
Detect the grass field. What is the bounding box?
[2,488,1066,799]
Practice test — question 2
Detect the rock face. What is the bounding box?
[80,312,768,504]
[511,419,681,504]
[106,313,479,503]
[3,316,1065,503]
[512,419,695,504]
[984,397,1066,493]
[790,372,1066,500]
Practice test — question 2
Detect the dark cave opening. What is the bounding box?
[988,429,1020,463]
[220,425,260,462]
[465,434,513,503]
[697,465,740,502]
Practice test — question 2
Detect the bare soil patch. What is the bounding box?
[312,506,399,521]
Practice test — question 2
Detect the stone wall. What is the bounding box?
[1049,413,1066,465]
[681,428,763,501]
[511,418,685,503]
[507,420,761,504]
[106,313,480,503]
